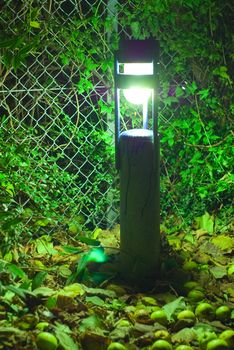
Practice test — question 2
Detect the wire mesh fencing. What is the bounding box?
[0,0,187,236]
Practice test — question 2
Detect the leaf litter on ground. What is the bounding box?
[0,223,233,349]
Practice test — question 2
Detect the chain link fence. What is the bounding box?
[0,0,184,234]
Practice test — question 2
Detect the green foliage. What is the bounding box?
[163,296,186,322]
[0,0,233,234]
[0,113,117,252]
[160,101,233,219]
[0,122,79,251]
[0,0,117,232]
[118,0,233,223]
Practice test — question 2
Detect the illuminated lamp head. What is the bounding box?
[114,39,159,169]
[123,63,153,105]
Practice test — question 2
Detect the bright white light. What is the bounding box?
[123,88,152,105]
[121,128,153,137]
[124,63,153,75]
[123,63,153,105]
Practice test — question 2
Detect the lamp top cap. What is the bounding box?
[116,39,159,63]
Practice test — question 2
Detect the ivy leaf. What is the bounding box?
[199,241,222,257]
[79,314,101,332]
[172,327,196,344]
[210,266,227,279]
[56,332,78,350]
[32,271,48,290]
[36,239,58,255]
[54,323,79,350]
[61,283,86,297]
[6,263,26,279]
[198,88,209,100]
[162,296,185,321]
[211,235,234,252]
[85,296,105,307]
[195,212,214,233]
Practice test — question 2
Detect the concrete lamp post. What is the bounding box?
[114,39,160,287]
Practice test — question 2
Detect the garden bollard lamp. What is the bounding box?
[114,39,160,287]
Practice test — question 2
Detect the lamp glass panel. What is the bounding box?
[123,63,153,105]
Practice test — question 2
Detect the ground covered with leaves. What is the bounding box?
[0,217,233,350]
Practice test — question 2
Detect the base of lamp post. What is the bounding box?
[119,129,160,288]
